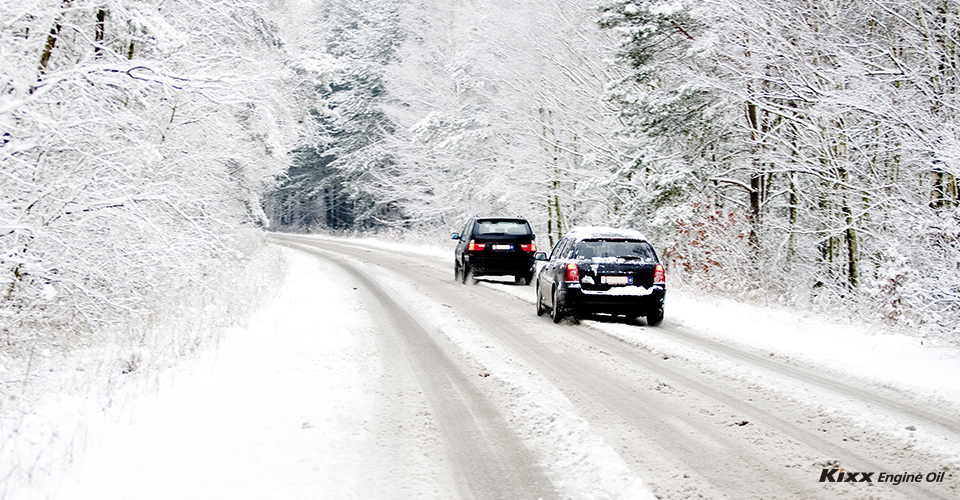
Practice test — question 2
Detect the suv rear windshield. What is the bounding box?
[574,239,656,261]
[476,220,532,236]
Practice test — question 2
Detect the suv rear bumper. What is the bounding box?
[466,254,536,277]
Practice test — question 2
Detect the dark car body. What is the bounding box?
[535,227,665,325]
[452,217,538,285]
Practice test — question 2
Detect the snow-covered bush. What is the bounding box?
[865,208,960,338]
[661,198,753,293]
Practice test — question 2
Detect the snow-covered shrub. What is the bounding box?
[865,208,960,339]
[661,198,753,293]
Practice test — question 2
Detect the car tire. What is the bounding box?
[551,287,563,324]
[460,263,469,284]
[454,262,461,282]
[464,265,476,285]
[646,308,664,326]
[514,275,527,286]
[536,284,546,317]
[522,271,534,286]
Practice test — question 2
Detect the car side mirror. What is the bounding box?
[451,233,460,240]
[534,252,548,261]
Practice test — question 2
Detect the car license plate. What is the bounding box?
[602,276,631,285]
[492,244,513,251]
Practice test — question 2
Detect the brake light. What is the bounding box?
[564,262,579,282]
[521,243,537,252]
[467,240,486,251]
[654,264,665,285]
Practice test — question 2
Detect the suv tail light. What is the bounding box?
[521,243,537,252]
[564,262,580,282]
[654,264,665,285]
[467,240,486,252]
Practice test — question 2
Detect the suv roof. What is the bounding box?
[473,216,528,223]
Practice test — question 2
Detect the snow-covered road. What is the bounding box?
[39,234,960,500]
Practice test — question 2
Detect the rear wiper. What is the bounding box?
[617,255,646,260]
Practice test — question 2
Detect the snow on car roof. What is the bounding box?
[565,226,649,241]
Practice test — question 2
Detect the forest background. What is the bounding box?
[267,0,960,341]
[2,0,959,491]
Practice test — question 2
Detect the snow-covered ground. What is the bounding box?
[4,236,959,499]
[16,249,380,500]
[669,291,960,405]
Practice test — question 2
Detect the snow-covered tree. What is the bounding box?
[264,0,403,231]
[1,0,300,355]
[600,0,960,339]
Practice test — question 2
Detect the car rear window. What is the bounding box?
[574,239,656,260]
[476,220,531,236]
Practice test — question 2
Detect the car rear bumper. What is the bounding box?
[466,254,536,276]
[559,284,665,315]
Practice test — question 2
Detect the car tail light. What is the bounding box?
[564,262,579,282]
[521,243,537,252]
[654,264,665,285]
[467,240,486,251]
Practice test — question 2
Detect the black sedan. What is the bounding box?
[535,227,665,325]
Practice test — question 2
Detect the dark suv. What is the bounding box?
[534,227,665,325]
[452,217,538,285]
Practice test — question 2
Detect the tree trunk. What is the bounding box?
[842,202,859,289]
[94,8,106,56]
[746,101,762,253]
[787,172,798,270]
[540,107,564,246]
[37,0,74,75]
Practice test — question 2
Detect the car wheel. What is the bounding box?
[550,287,563,324]
[535,284,545,317]
[454,262,461,282]
[522,271,534,286]
[646,308,664,326]
[514,275,526,285]
[464,265,476,285]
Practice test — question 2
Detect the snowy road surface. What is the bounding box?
[49,234,958,500]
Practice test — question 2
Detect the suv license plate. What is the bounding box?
[602,276,632,285]
[492,244,513,251]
